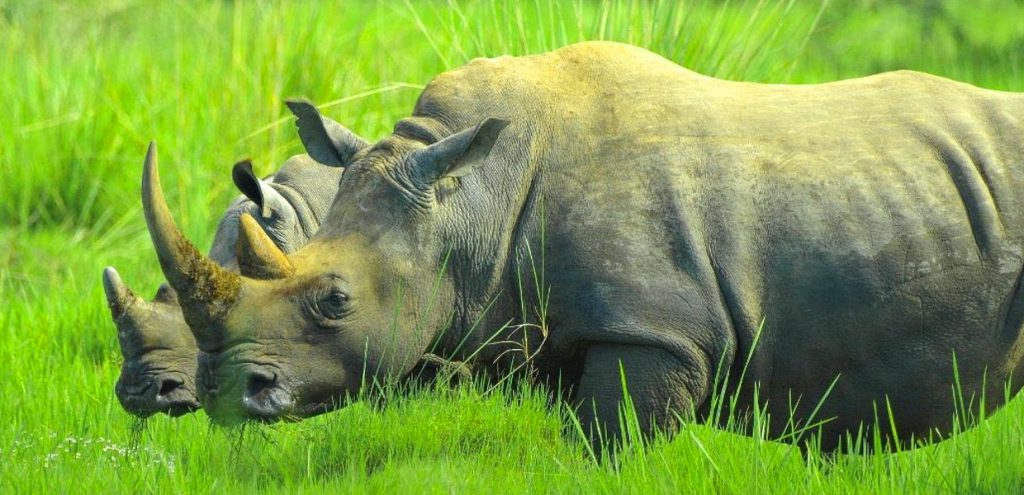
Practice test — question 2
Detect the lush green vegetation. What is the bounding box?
[2,0,1022,492]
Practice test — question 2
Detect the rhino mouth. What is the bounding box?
[205,383,345,425]
[163,399,201,417]
[201,379,357,425]
[199,362,306,424]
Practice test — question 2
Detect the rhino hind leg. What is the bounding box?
[572,343,709,455]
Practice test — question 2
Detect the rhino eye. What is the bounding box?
[315,288,350,321]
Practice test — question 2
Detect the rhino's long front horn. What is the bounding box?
[141,142,241,347]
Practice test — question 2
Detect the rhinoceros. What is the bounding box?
[104,100,366,417]
[140,41,1024,451]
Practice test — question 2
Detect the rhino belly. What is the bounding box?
[757,237,1024,446]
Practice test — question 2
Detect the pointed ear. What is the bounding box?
[231,160,288,219]
[285,98,368,167]
[410,117,510,186]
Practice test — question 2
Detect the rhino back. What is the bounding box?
[409,41,1024,440]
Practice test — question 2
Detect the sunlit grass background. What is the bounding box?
[1,0,1023,492]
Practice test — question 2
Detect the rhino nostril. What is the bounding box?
[246,370,276,398]
[242,369,294,419]
[156,376,183,399]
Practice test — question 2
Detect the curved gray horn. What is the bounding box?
[141,141,241,347]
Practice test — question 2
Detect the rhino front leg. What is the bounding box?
[572,343,711,452]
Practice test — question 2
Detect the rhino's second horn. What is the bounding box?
[236,213,295,279]
[102,266,142,321]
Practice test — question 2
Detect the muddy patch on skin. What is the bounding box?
[176,235,241,311]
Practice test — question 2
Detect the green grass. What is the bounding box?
[2,0,1023,492]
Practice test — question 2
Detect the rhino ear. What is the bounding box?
[231,160,288,219]
[410,117,509,186]
[285,98,368,167]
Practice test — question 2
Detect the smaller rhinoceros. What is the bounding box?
[104,100,367,418]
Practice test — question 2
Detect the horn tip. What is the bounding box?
[144,141,157,170]
[102,266,122,295]
[102,266,134,317]
[239,212,273,235]
[239,212,259,228]
[145,141,157,168]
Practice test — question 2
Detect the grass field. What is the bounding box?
[2,0,1023,492]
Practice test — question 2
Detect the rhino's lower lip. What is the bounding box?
[122,395,195,419]
[165,401,201,417]
[118,382,157,416]
[122,394,200,418]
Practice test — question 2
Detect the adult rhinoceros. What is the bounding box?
[104,100,367,417]
[141,41,1024,451]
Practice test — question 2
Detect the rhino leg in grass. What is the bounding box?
[144,42,1024,452]
[105,101,362,418]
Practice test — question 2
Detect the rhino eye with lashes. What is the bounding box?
[306,285,351,325]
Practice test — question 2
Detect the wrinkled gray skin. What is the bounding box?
[104,100,361,417]
[144,41,1024,452]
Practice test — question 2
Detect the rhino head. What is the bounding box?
[142,114,509,424]
[104,268,200,417]
[107,100,367,418]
